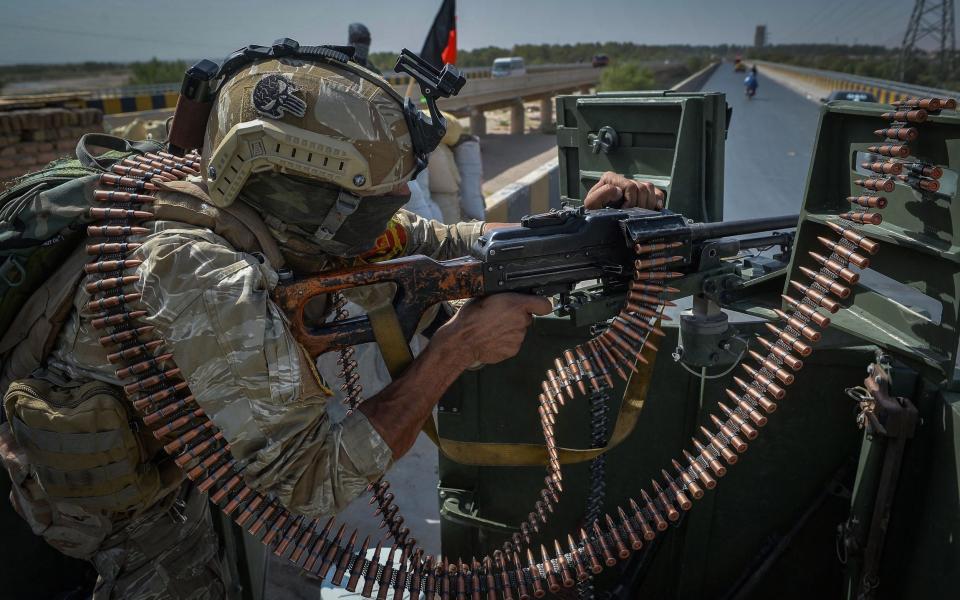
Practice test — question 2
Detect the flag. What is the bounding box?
[420,0,456,68]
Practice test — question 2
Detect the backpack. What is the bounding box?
[0,133,164,340]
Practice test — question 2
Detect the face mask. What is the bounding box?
[239,172,408,257]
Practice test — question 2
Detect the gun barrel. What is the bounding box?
[689,215,798,241]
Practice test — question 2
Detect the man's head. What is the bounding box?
[348,23,372,64]
[202,56,416,257]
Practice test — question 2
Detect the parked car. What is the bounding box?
[591,54,610,68]
[821,90,878,103]
[492,57,526,78]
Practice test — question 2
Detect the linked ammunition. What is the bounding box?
[617,506,643,550]
[511,552,531,599]
[631,282,680,295]
[753,335,803,370]
[897,173,940,192]
[562,349,586,395]
[361,541,384,597]
[672,458,705,498]
[642,489,670,530]
[800,267,850,298]
[734,374,780,412]
[700,425,738,465]
[177,431,225,467]
[114,352,172,379]
[780,296,831,329]
[124,367,183,396]
[210,473,242,505]
[629,497,658,540]
[809,250,860,284]
[526,548,546,598]
[620,311,667,337]
[235,493,264,527]
[747,349,795,385]
[85,274,139,294]
[692,438,727,477]
[710,414,749,453]
[854,177,895,193]
[141,395,195,426]
[480,557,497,600]
[377,547,398,600]
[790,281,840,313]
[881,109,927,123]
[262,511,289,547]
[567,534,591,580]
[248,501,277,537]
[288,518,319,566]
[603,514,629,559]
[633,270,683,281]
[764,322,813,356]
[873,126,918,141]
[725,389,769,426]
[99,173,159,191]
[741,363,786,400]
[634,240,684,255]
[394,552,412,600]
[579,527,604,574]
[423,557,437,600]
[92,190,155,204]
[332,530,358,585]
[860,160,902,175]
[539,545,561,593]
[440,558,452,600]
[223,484,254,517]
[591,520,617,565]
[867,144,910,158]
[493,554,512,600]
[551,539,574,588]
[717,402,759,440]
[410,560,424,599]
[83,259,143,274]
[905,162,943,179]
[635,255,683,270]
[683,449,717,488]
[91,292,145,315]
[196,458,234,494]
[92,310,148,331]
[663,470,693,509]
[839,211,883,226]
[847,195,888,209]
[893,97,941,111]
[99,325,155,348]
[159,413,212,450]
[652,480,681,521]
[318,524,346,578]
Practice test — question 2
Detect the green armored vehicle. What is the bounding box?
[2,89,958,600]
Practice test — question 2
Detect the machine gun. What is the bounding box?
[272,206,798,359]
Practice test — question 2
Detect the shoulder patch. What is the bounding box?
[361,218,408,262]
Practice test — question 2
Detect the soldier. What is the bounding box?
[0,44,662,599]
[348,22,381,74]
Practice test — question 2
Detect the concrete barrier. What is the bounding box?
[482,62,721,221]
[752,60,960,105]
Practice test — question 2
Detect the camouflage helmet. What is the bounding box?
[202,58,417,208]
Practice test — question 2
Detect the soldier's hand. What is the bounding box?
[435,293,554,367]
[583,171,664,210]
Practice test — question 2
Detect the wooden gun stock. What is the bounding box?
[272,255,485,358]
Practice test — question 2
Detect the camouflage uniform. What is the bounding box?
[4,48,482,599]
[37,178,482,597]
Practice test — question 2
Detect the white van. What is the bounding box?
[491,57,526,78]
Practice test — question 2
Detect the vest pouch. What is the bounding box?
[3,378,162,514]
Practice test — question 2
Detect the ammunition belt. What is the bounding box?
[80,95,946,596]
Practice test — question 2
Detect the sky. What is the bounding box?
[0,0,939,65]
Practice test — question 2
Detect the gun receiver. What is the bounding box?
[273,207,798,358]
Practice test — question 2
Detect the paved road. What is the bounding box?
[703,64,821,221]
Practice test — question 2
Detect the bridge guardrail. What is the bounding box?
[752,60,960,104]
